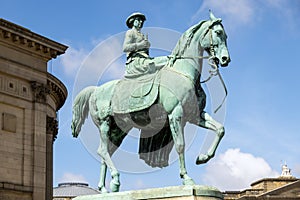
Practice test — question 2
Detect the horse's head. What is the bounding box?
[200,11,231,67]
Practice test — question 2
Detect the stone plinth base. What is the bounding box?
[73,185,223,200]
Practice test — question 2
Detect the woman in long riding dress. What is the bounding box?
[123,12,168,79]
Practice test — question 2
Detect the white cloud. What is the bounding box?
[192,0,256,26]
[203,148,279,191]
[60,33,125,85]
[59,172,88,183]
[263,0,300,33]
[192,0,300,34]
[60,46,89,77]
[70,33,126,95]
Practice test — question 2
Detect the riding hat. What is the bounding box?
[126,12,146,28]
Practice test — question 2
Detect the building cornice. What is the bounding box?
[250,177,299,187]
[47,73,68,111]
[0,18,68,60]
[258,180,300,196]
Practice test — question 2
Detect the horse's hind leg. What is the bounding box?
[168,104,195,185]
[98,160,108,193]
[97,118,120,192]
[195,111,225,165]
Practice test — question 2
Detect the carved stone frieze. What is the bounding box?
[46,116,58,142]
[0,19,68,60]
[30,81,50,103]
[0,74,31,100]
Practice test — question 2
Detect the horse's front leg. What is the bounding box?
[168,104,195,185]
[195,111,225,165]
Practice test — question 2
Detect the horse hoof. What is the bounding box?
[110,180,120,192]
[183,178,195,185]
[98,186,108,194]
[196,154,210,165]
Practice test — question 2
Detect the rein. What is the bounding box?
[207,28,228,113]
[207,57,228,114]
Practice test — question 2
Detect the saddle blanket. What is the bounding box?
[112,73,160,114]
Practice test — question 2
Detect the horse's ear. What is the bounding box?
[209,10,217,20]
[209,10,222,23]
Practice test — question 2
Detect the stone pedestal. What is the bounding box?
[73,185,223,200]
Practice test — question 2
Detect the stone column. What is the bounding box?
[31,81,49,200]
[46,116,58,200]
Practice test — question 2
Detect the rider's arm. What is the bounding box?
[123,30,136,53]
[123,30,150,53]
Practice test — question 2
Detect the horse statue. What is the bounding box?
[71,11,230,193]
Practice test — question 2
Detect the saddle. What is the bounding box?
[112,71,174,168]
[112,72,160,114]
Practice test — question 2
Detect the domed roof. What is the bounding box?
[53,182,100,198]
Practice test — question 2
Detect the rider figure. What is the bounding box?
[123,12,168,78]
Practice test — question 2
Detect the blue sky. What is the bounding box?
[2,0,300,192]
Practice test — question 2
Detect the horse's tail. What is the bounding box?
[71,86,97,138]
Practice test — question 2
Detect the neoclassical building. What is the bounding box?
[0,18,67,200]
[223,164,300,199]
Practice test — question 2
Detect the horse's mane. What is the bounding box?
[171,20,207,57]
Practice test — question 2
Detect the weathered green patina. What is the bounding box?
[123,12,168,78]
[71,11,230,193]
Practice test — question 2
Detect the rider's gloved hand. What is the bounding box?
[136,40,150,50]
